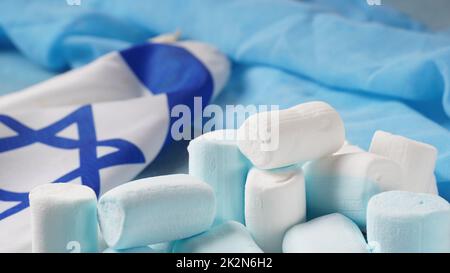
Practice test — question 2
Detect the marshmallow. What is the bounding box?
[369,130,438,194]
[429,175,438,194]
[237,101,345,169]
[29,183,98,253]
[282,213,369,253]
[103,242,173,253]
[150,242,175,253]
[188,129,249,224]
[172,221,263,253]
[245,166,306,252]
[97,174,215,249]
[98,229,109,253]
[367,191,450,253]
[334,141,365,155]
[103,246,160,253]
[304,152,402,228]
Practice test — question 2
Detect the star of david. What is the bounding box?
[0,105,145,220]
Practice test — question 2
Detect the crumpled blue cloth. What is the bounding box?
[0,0,450,199]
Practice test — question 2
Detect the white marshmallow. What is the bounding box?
[245,166,306,252]
[334,141,365,155]
[237,101,345,169]
[369,130,438,194]
[304,152,403,228]
[428,175,438,194]
[29,183,98,253]
[283,213,369,253]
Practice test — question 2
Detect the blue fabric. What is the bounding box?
[0,50,57,95]
[303,0,425,30]
[0,0,450,200]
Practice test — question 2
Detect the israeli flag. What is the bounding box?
[0,38,230,252]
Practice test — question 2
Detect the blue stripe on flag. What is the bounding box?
[120,43,214,117]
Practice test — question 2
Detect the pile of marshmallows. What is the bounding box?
[29,101,450,253]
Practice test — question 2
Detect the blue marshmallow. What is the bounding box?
[282,213,369,253]
[304,152,402,229]
[103,242,174,253]
[367,191,450,253]
[97,174,215,250]
[188,129,249,224]
[172,221,263,253]
[103,246,160,253]
[150,242,175,253]
[29,183,98,253]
